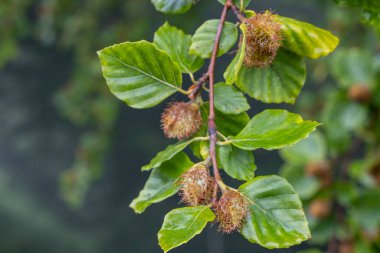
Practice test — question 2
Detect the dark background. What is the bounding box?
[0,0,334,252]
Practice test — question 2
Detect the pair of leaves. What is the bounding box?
[157,176,310,252]
[227,14,339,104]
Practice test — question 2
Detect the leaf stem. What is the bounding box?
[208,0,232,204]
[230,2,246,22]
[188,73,209,100]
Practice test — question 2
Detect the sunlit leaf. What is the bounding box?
[239,175,311,248]
[142,138,200,171]
[130,152,193,213]
[98,41,182,109]
[231,109,319,150]
[158,206,215,252]
[275,16,339,59]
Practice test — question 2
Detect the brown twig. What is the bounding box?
[208,0,232,203]
[188,73,209,100]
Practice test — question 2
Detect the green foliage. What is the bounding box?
[230,109,319,150]
[275,16,340,59]
[236,49,306,104]
[190,20,238,58]
[130,152,194,214]
[95,0,345,252]
[214,82,250,114]
[154,23,204,74]
[151,0,193,14]
[158,206,215,252]
[239,176,310,248]
[97,41,184,109]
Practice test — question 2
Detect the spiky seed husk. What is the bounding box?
[243,12,282,68]
[309,199,332,219]
[161,102,202,140]
[179,164,215,206]
[214,190,249,234]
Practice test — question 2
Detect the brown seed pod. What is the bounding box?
[339,239,355,253]
[179,164,215,206]
[243,11,282,68]
[161,102,202,140]
[309,199,332,219]
[348,84,372,103]
[214,190,249,234]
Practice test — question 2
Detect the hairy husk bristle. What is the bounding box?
[161,102,202,140]
[179,164,215,206]
[243,12,282,68]
[214,190,249,233]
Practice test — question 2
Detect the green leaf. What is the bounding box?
[275,16,339,59]
[218,0,251,9]
[190,20,238,58]
[280,132,327,166]
[142,137,200,171]
[236,49,306,104]
[224,23,246,84]
[154,22,204,74]
[214,82,250,115]
[230,109,319,150]
[218,145,256,181]
[130,152,193,214]
[98,41,183,109]
[151,0,193,14]
[158,206,215,252]
[297,249,324,253]
[239,175,311,248]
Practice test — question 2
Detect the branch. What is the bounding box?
[208,0,232,203]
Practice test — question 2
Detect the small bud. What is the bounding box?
[214,190,249,233]
[161,102,202,140]
[243,11,282,68]
[179,164,215,206]
[348,84,372,103]
[339,239,355,253]
[309,199,332,219]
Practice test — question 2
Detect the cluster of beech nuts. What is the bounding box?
[158,11,286,234]
[178,163,249,233]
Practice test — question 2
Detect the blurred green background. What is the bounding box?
[0,0,378,252]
